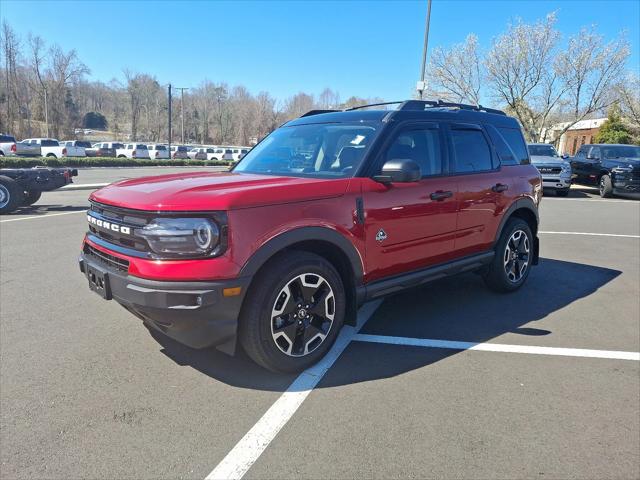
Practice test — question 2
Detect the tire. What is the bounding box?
[239,251,346,373]
[23,189,42,206]
[117,155,126,158]
[46,153,57,158]
[599,174,613,198]
[556,189,569,197]
[483,218,534,293]
[0,175,25,214]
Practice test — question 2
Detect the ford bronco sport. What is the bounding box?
[79,100,542,373]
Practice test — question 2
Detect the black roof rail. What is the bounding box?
[300,109,340,117]
[399,99,506,115]
[298,100,506,118]
[344,101,406,111]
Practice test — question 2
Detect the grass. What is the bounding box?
[0,156,232,169]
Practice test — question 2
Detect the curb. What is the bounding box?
[60,183,109,191]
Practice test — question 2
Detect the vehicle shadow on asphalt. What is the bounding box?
[149,257,620,391]
[3,204,88,216]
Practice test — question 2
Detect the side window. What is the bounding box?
[486,125,517,166]
[497,127,529,165]
[385,127,442,177]
[588,147,600,160]
[450,128,492,173]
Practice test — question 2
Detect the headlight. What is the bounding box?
[138,217,220,257]
[561,162,571,174]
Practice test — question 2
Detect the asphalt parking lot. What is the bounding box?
[1,168,638,479]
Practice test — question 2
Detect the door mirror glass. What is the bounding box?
[373,159,421,184]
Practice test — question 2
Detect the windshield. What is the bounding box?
[601,145,640,159]
[528,144,557,157]
[234,123,379,178]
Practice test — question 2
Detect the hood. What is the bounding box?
[606,157,640,170]
[530,155,565,165]
[90,171,350,211]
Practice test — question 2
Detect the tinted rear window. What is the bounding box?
[113,143,124,149]
[77,141,92,148]
[42,139,59,146]
[177,146,187,152]
[225,149,232,154]
[497,127,529,165]
[0,135,16,142]
[450,128,492,173]
[136,144,147,149]
[156,145,167,151]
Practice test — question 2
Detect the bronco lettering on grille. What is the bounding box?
[87,214,131,235]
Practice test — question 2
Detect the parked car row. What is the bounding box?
[0,134,251,162]
[527,142,640,199]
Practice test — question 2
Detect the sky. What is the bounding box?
[1,0,639,103]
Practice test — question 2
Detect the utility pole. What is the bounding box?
[175,87,189,144]
[44,88,49,137]
[168,84,172,153]
[417,0,433,100]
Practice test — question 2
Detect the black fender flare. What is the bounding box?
[494,197,540,265]
[239,226,364,285]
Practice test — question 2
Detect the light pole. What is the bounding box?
[417,0,433,100]
[175,87,189,144]
[168,84,172,153]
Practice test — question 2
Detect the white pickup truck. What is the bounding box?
[115,143,150,159]
[22,138,85,158]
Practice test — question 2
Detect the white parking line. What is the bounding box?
[0,210,86,223]
[539,231,640,239]
[543,198,637,203]
[353,334,640,361]
[206,300,382,480]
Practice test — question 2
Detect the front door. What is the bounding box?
[361,123,458,283]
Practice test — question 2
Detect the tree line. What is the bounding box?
[2,12,639,145]
[426,12,639,142]
[0,21,381,144]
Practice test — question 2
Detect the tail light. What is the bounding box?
[155,151,159,158]
[173,152,177,159]
[62,148,67,156]
[133,151,136,158]
[10,144,16,153]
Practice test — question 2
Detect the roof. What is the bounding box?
[286,107,519,128]
[551,118,607,132]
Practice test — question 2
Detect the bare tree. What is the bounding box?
[617,72,640,128]
[486,13,561,141]
[552,29,630,139]
[427,34,482,104]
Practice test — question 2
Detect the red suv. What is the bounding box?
[79,100,542,372]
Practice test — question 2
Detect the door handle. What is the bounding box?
[492,183,509,193]
[430,190,453,201]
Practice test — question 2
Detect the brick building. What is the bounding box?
[548,118,607,156]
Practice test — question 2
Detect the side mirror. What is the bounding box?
[373,159,421,184]
[561,154,569,159]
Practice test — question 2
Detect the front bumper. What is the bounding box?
[79,253,250,351]
[541,176,571,191]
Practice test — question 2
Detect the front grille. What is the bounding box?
[84,243,130,272]
[537,166,561,174]
[89,202,150,253]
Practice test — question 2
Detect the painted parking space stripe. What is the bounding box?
[353,334,640,361]
[206,300,383,480]
[539,231,640,239]
[0,210,87,223]
[543,198,638,203]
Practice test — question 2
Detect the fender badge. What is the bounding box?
[376,229,388,243]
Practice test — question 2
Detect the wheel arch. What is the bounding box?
[240,227,364,326]
[494,198,539,265]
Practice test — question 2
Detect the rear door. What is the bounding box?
[446,123,512,256]
[362,122,458,282]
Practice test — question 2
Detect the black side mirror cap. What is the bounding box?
[373,159,421,184]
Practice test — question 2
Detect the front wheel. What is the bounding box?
[599,174,613,198]
[484,218,533,293]
[239,251,345,373]
[556,189,569,197]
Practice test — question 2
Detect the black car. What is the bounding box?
[570,144,640,198]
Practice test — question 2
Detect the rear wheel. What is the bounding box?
[599,174,613,198]
[0,175,25,214]
[484,218,533,293]
[239,251,345,373]
[23,189,42,206]
[46,153,57,158]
